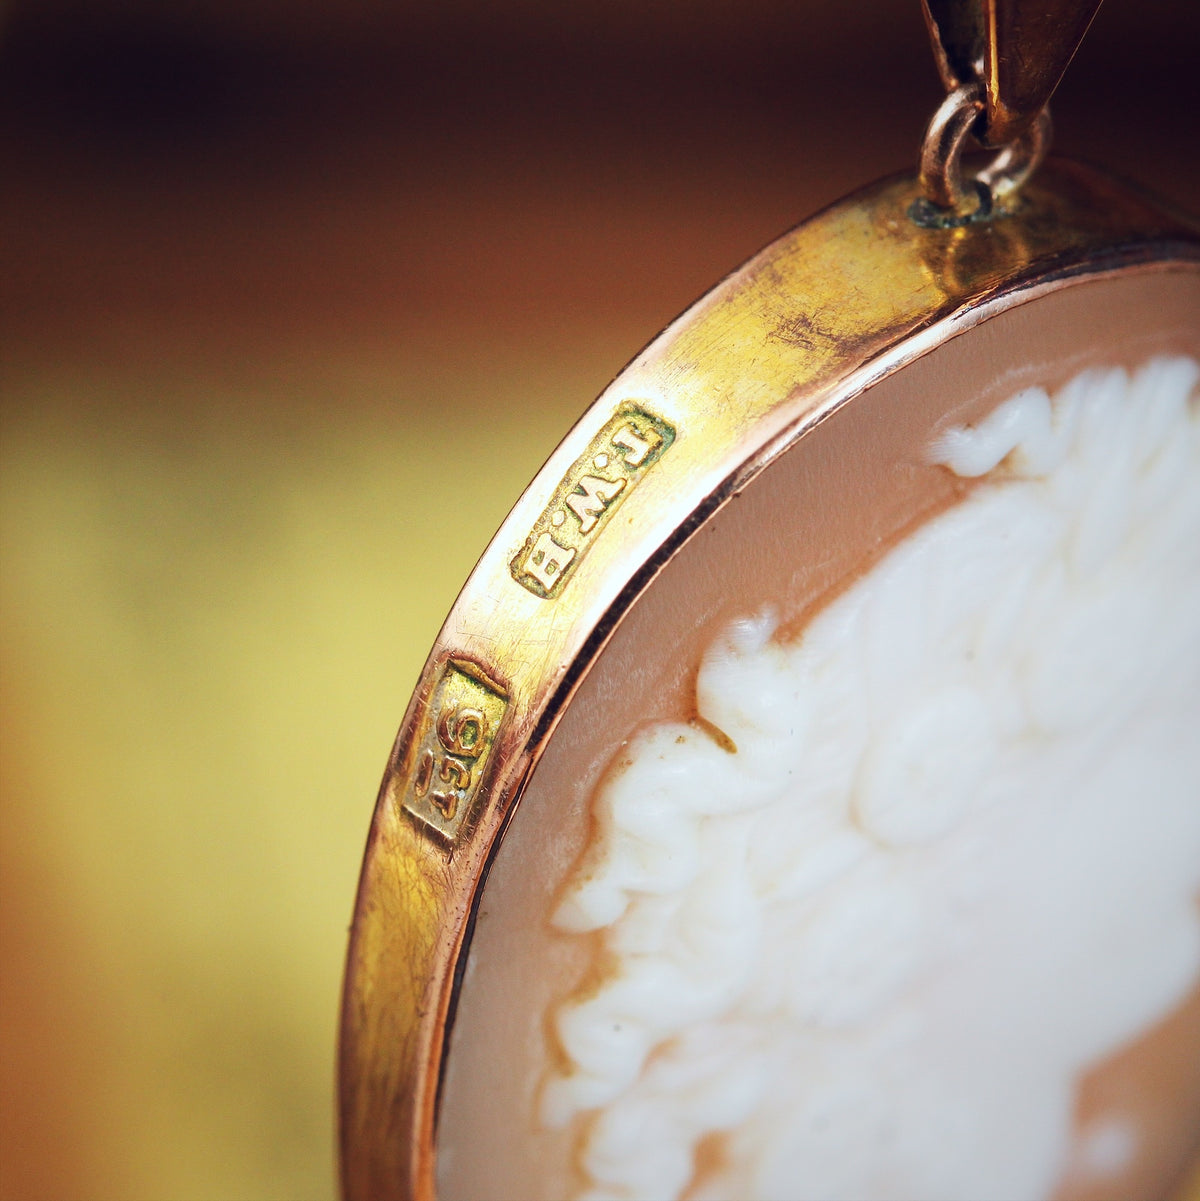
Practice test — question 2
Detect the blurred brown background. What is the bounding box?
[1,2,1197,1199]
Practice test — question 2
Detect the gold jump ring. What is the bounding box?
[918,81,1052,218]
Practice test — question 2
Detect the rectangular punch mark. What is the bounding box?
[510,404,676,599]
[400,658,509,844]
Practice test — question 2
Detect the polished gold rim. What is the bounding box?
[338,159,1200,1201]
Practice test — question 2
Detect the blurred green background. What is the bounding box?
[1,2,1197,1198]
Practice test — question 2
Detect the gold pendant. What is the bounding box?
[339,7,1200,1200]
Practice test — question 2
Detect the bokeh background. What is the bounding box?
[1,2,1197,1199]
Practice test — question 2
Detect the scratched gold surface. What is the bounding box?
[338,161,1200,1201]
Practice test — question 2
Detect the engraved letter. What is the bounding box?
[612,423,661,467]
[437,756,471,789]
[414,748,434,798]
[437,705,488,758]
[429,789,458,821]
[522,531,577,591]
[565,475,627,533]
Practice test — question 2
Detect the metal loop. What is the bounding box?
[918,81,1052,218]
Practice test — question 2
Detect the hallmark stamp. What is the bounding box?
[511,404,676,598]
[400,658,508,843]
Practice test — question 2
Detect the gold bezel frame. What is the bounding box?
[338,159,1200,1201]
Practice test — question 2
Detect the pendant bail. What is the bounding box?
[920,0,1103,148]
